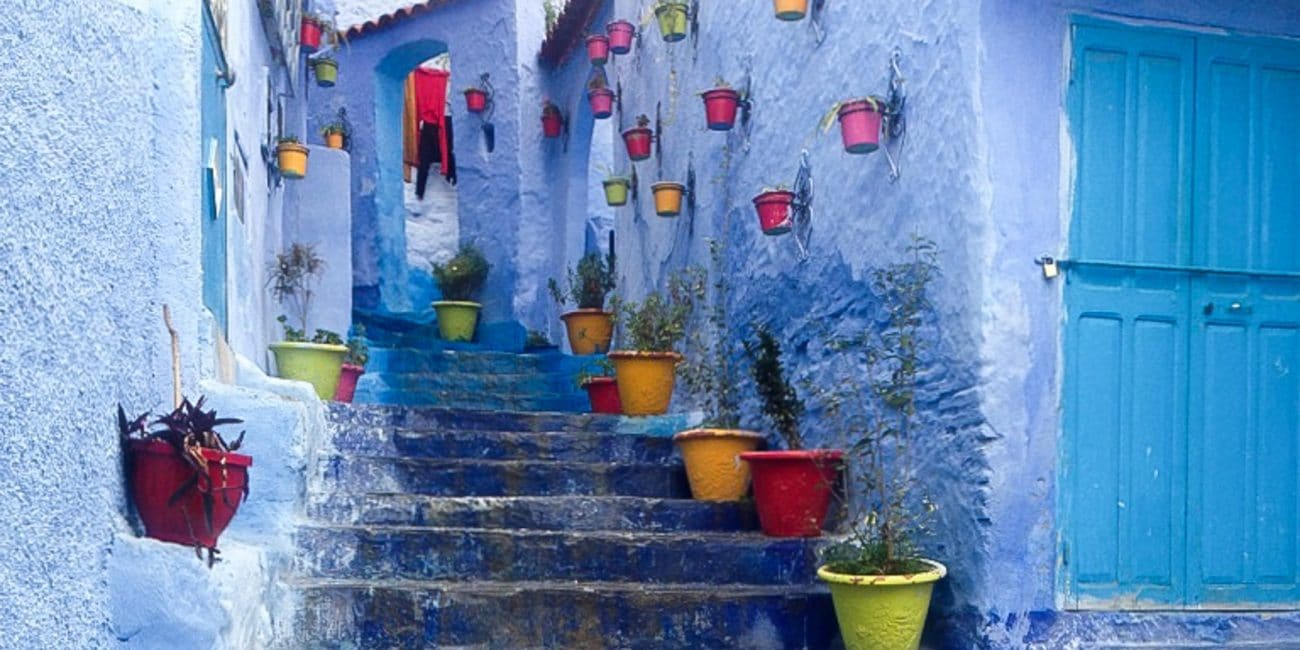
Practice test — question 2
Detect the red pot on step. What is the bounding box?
[837,98,885,154]
[583,377,622,414]
[464,88,488,113]
[586,35,611,65]
[701,88,741,131]
[128,440,253,549]
[334,363,365,403]
[542,108,564,138]
[588,88,615,120]
[622,127,653,161]
[300,17,322,51]
[753,189,796,235]
[607,20,636,54]
[740,450,843,537]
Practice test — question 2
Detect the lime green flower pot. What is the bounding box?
[433,300,482,342]
[818,561,946,650]
[268,341,348,399]
[654,2,689,42]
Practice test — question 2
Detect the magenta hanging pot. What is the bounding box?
[607,20,636,54]
[542,107,564,138]
[753,189,796,235]
[837,98,885,154]
[702,88,741,131]
[622,126,653,161]
[588,88,615,120]
[586,35,611,65]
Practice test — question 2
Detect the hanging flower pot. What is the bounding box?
[542,103,564,138]
[654,2,690,42]
[464,87,489,113]
[583,377,622,414]
[607,20,636,54]
[701,87,741,131]
[651,181,685,217]
[602,176,631,207]
[312,57,338,88]
[128,439,252,550]
[837,98,885,154]
[622,115,653,161]
[673,429,766,501]
[321,123,347,150]
[740,450,843,536]
[275,138,309,179]
[300,16,322,51]
[753,188,796,235]
[586,35,611,65]
[773,0,810,21]
[588,88,615,120]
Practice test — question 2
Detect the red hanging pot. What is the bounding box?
[607,20,636,55]
[586,35,611,65]
[622,127,653,161]
[542,109,564,138]
[300,17,322,51]
[701,88,741,131]
[464,88,488,113]
[837,99,885,154]
[584,377,623,414]
[128,440,253,549]
[334,364,365,403]
[753,189,796,235]
[740,450,843,537]
[588,88,615,120]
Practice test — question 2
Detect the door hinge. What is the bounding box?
[1061,540,1069,566]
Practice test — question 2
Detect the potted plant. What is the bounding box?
[675,240,764,501]
[651,180,686,217]
[577,358,621,415]
[607,19,636,54]
[816,237,946,650]
[542,100,564,138]
[586,33,611,65]
[739,326,843,536]
[700,78,742,131]
[774,0,810,21]
[548,250,616,355]
[464,85,489,113]
[312,56,338,88]
[525,329,558,352]
[275,136,309,179]
[622,114,653,161]
[602,171,632,207]
[267,243,349,399]
[119,398,252,565]
[753,185,796,235]
[320,122,348,150]
[834,97,886,154]
[653,0,690,42]
[300,14,322,51]
[608,266,704,416]
[587,71,615,120]
[431,243,490,342]
[334,324,368,403]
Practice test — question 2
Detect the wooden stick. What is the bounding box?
[163,304,181,408]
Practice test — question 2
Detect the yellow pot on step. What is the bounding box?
[774,0,809,20]
[560,309,614,355]
[818,560,947,650]
[608,350,680,415]
[672,429,765,501]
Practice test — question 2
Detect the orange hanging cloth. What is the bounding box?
[402,74,419,183]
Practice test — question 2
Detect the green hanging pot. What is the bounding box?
[269,341,348,399]
[654,2,690,42]
[313,58,338,87]
[433,300,482,342]
[603,177,631,206]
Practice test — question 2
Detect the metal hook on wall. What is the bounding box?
[791,149,815,260]
[881,49,907,182]
[809,0,829,45]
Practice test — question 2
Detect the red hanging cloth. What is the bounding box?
[412,68,450,176]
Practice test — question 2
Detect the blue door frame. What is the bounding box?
[201,3,229,334]
[1063,17,1300,609]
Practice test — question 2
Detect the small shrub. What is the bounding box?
[432,244,490,302]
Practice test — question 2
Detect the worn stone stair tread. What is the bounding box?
[329,403,699,436]
[328,428,680,464]
[298,522,808,543]
[290,576,831,595]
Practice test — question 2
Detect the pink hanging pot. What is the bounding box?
[701,88,741,131]
[542,106,564,138]
[753,189,796,235]
[588,88,615,120]
[607,20,636,54]
[586,35,611,65]
[837,98,885,154]
[300,16,322,51]
[464,88,488,113]
[622,124,653,162]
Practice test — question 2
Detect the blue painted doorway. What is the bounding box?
[1063,18,1300,609]
[201,2,229,334]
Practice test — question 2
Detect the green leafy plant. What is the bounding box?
[543,0,562,33]
[548,251,616,310]
[610,266,705,353]
[575,357,615,389]
[745,325,805,450]
[276,135,301,145]
[525,329,552,348]
[344,324,369,366]
[432,243,490,302]
[633,114,651,129]
[276,316,342,344]
[542,99,561,116]
[320,122,348,137]
[677,240,740,428]
[817,236,940,576]
[587,69,610,91]
[268,243,327,340]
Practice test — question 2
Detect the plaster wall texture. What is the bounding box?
[283,146,355,338]
[308,0,525,322]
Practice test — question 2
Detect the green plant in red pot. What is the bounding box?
[334,325,369,403]
[119,398,252,566]
[739,325,843,536]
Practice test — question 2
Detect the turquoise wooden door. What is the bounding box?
[1064,20,1300,609]
[201,3,228,333]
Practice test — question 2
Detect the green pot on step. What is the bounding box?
[433,300,482,342]
[269,341,348,399]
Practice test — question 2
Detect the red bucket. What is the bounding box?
[542,110,564,138]
[622,127,653,161]
[702,88,741,131]
[587,35,611,65]
[300,17,322,51]
[607,20,636,54]
[334,364,365,403]
[740,450,842,537]
[464,88,488,113]
[584,377,623,414]
[128,440,253,549]
[837,99,884,154]
[588,88,615,120]
[753,190,795,235]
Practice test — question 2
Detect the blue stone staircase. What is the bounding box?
[292,402,840,648]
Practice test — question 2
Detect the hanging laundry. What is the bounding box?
[411,67,457,198]
[402,74,419,183]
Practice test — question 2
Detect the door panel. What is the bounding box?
[201,4,228,333]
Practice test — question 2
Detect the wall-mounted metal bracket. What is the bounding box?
[690,0,701,58]
[791,150,814,259]
[686,161,697,226]
[655,102,665,177]
[630,166,640,204]
[809,0,829,45]
[477,73,497,152]
[738,75,755,132]
[615,80,625,123]
[881,49,907,182]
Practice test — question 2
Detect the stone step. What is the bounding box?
[328,427,681,464]
[314,455,691,498]
[367,348,584,375]
[295,525,824,585]
[306,494,759,532]
[295,579,838,649]
[356,388,590,412]
[327,403,698,437]
[370,370,583,395]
